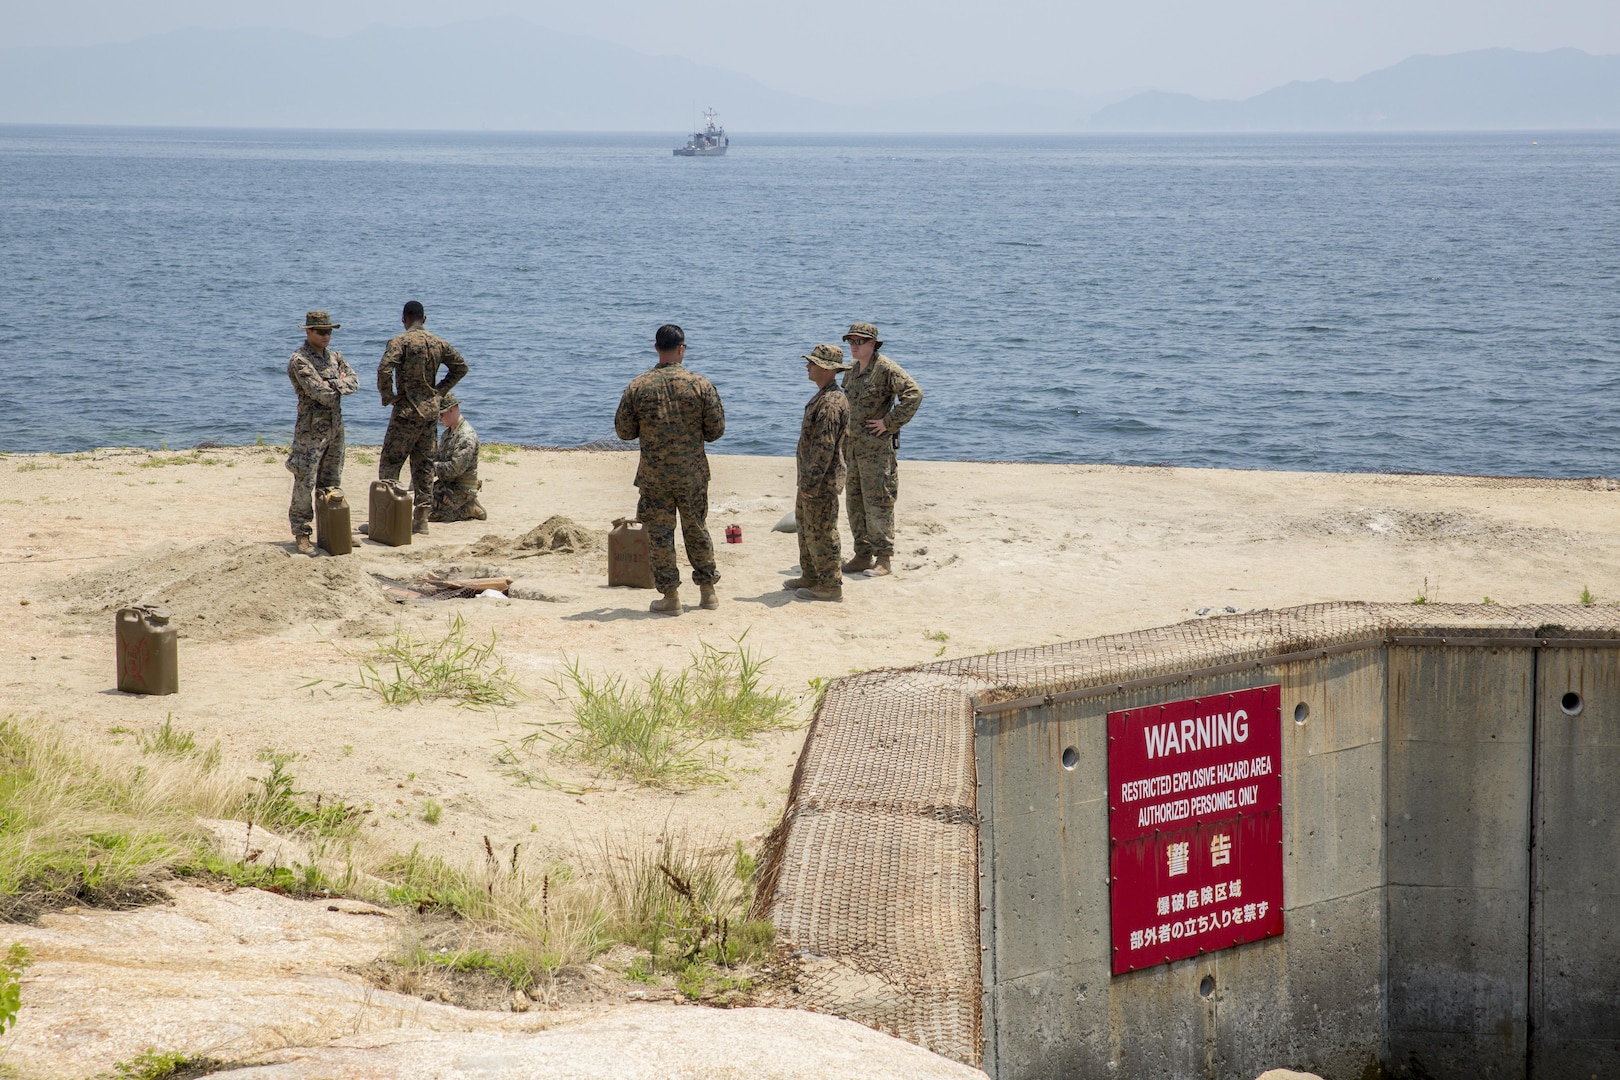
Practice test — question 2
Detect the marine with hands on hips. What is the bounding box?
[839,322,922,578]
[377,299,468,536]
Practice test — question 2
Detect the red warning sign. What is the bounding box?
[1107,684,1283,974]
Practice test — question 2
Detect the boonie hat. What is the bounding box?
[841,322,882,349]
[803,343,851,371]
[438,391,460,414]
[301,310,341,331]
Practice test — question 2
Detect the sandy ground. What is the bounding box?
[0,444,1617,1074]
[2,444,1618,868]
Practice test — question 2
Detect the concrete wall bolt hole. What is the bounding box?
[1061,745,1078,770]
[1560,690,1583,716]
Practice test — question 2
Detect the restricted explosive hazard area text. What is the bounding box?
[1107,684,1283,975]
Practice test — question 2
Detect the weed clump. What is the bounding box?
[508,634,794,789]
[247,749,362,838]
[351,614,521,708]
[595,831,773,1003]
[380,840,606,985]
[136,716,198,758]
[113,1048,227,1079]
[383,830,774,1005]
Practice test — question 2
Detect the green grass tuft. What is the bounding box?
[113,1048,225,1079]
[248,750,361,838]
[136,716,197,758]
[351,615,522,709]
[510,634,794,789]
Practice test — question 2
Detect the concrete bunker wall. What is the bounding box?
[976,621,1620,1080]
[756,603,1620,1080]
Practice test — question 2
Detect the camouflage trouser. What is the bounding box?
[430,481,483,522]
[637,485,719,593]
[379,408,437,511]
[286,418,345,539]
[796,490,841,589]
[845,436,899,557]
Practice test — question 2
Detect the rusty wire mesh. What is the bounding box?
[754,602,1620,1069]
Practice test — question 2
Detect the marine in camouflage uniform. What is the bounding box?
[286,310,359,551]
[377,301,468,530]
[790,344,851,600]
[613,325,726,611]
[429,392,485,523]
[839,322,922,576]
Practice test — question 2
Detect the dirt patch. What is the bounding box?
[44,539,392,641]
[1290,507,1573,546]
[357,929,636,1014]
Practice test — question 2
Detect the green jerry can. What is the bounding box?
[116,605,178,696]
[315,487,353,556]
[368,480,413,547]
[607,517,656,589]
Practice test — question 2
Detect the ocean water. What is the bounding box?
[2,126,1617,475]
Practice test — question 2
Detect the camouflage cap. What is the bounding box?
[802,343,851,371]
[841,322,882,348]
[300,310,341,331]
[438,391,460,414]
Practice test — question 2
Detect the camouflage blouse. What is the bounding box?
[377,326,468,420]
[797,384,849,495]
[614,362,725,490]
[432,418,480,491]
[841,353,923,443]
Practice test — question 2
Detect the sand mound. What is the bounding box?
[517,515,600,553]
[46,540,391,641]
[467,515,601,558]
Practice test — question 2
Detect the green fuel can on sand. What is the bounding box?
[316,487,352,556]
[115,605,178,696]
[368,480,412,547]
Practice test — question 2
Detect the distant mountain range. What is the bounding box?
[0,21,1614,133]
[1090,48,1620,131]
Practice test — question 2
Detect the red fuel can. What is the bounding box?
[725,524,742,544]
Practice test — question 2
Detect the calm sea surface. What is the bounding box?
[2,126,1617,474]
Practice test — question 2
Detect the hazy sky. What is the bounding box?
[5,0,1617,102]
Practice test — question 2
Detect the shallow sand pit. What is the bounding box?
[43,538,393,641]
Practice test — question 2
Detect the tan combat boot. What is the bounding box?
[699,584,719,610]
[864,555,892,577]
[782,576,809,590]
[650,588,681,615]
[794,585,843,602]
[467,501,487,521]
[295,536,315,556]
[412,508,431,535]
[841,554,874,574]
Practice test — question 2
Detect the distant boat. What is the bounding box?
[674,109,728,157]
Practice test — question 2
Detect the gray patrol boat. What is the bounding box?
[674,109,728,156]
